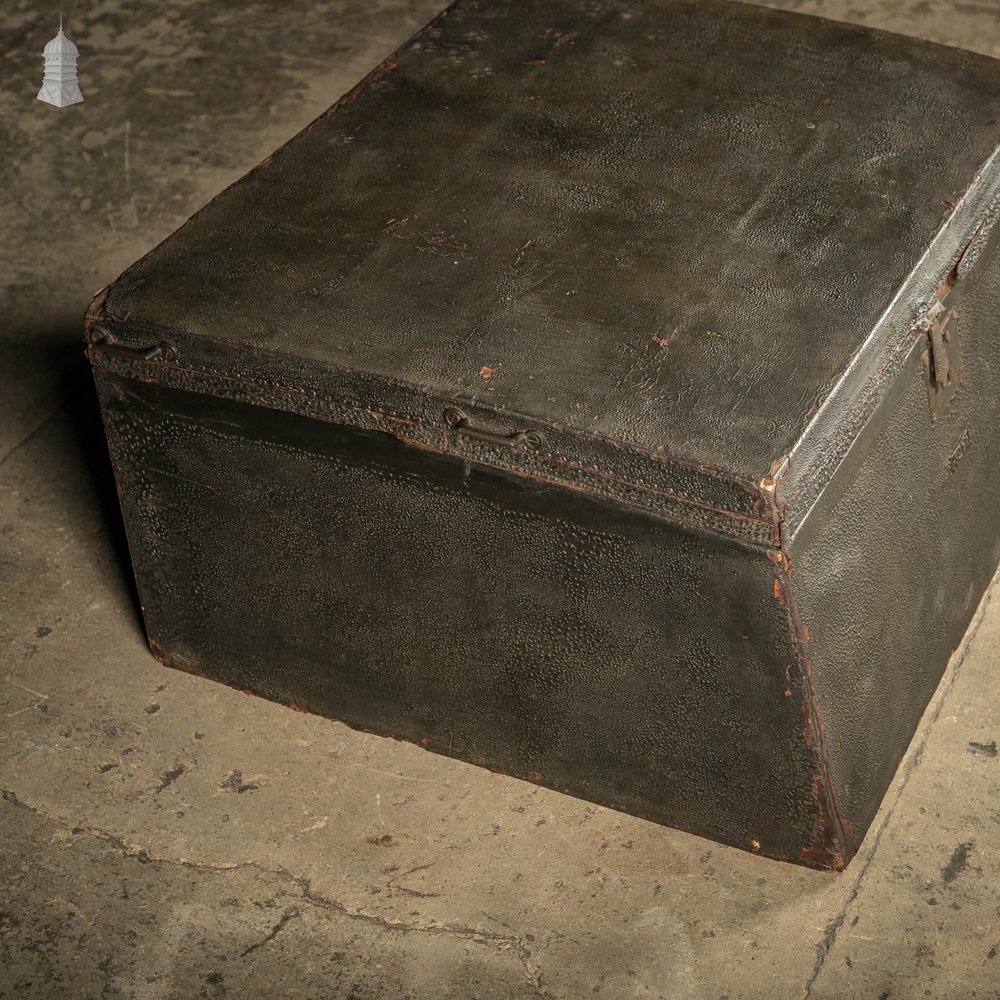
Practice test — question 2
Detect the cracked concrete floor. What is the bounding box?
[3,1,1000,997]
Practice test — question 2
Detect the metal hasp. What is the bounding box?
[921,304,963,422]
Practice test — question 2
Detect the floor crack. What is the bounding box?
[0,400,66,469]
[0,787,553,998]
[239,906,300,957]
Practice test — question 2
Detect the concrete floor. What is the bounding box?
[3,0,1000,997]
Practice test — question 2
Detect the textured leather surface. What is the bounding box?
[85,326,777,546]
[97,373,831,863]
[84,0,1000,868]
[788,225,1000,841]
[97,0,1000,480]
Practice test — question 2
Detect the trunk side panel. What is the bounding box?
[788,228,1000,845]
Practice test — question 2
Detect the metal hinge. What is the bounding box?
[919,303,962,422]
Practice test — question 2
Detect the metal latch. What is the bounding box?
[921,305,962,422]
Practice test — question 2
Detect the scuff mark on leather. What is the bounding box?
[770,548,852,870]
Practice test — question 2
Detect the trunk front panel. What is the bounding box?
[96,374,824,861]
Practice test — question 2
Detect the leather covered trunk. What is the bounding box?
[85,0,1000,869]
